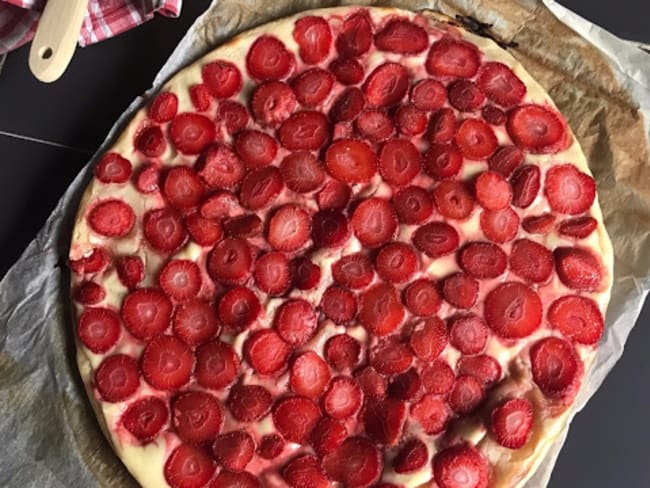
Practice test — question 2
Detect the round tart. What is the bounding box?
[69,6,613,488]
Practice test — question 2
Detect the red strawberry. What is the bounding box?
[251,81,296,126]
[459,241,507,279]
[210,471,259,488]
[449,375,485,414]
[351,198,398,248]
[457,354,502,387]
[325,334,361,371]
[234,130,278,168]
[378,139,420,186]
[426,38,480,78]
[185,213,223,246]
[254,252,290,295]
[217,100,249,134]
[275,299,318,346]
[311,416,347,456]
[141,335,193,390]
[245,329,292,375]
[394,439,428,474]
[324,436,382,487]
[325,138,376,183]
[164,444,215,488]
[413,222,459,258]
[227,383,272,422]
[293,15,332,64]
[273,396,321,443]
[88,199,135,237]
[258,434,285,459]
[545,164,596,215]
[370,337,413,374]
[388,368,422,401]
[433,180,475,220]
[172,391,223,443]
[449,314,488,355]
[189,84,211,111]
[422,359,455,395]
[433,444,489,488]
[548,295,604,345]
[95,354,139,402]
[376,242,418,283]
[291,68,334,107]
[530,336,582,399]
[143,208,187,253]
[336,11,372,58]
[510,239,554,283]
[522,214,556,235]
[202,60,242,98]
[317,180,351,211]
[442,272,479,309]
[484,282,542,338]
[510,164,540,208]
[213,431,255,472]
[170,113,216,155]
[490,397,534,449]
[404,279,441,317]
[507,104,566,153]
[364,63,410,107]
[375,17,428,53]
[428,107,458,144]
[475,171,512,210]
[121,288,172,340]
[207,238,253,285]
[239,166,284,210]
[135,125,166,157]
[356,109,394,142]
[364,398,408,446]
[246,35,294,81]
[149,91,178,123]
[159,259,201,301]
[173,299,220,346]
[480,207,519,243]
[554,246,602,291]
[292,257,321,290]
[396,104,427,135]
[122,396,168,441]
[196,143,245,190]
[448,80,485,112]
[290,351,331,399]
[455,119,497,160]
[359,283,405,336]
[332,252,374,289]
[482,105,506,125]
[78,307,121,353]
[323,376,363,419]
[224,214,262,238]
[488,145,523,177]
[312,209,350,248]
[331,87,365,122]
[282,454,330,488]
[69,247,108,275]
[195,340,240,389]
[478,62,526,107]
[424,144,463,180]
[410,394,451,435]
[218,286,260,332]
[95,152,132,184]
[320,286,357,324]
[330,58,365,85]
[558,216,597,238]
[163,167,204,210]
[279,110,329,150]
[411,78,446,110]
[200,192,242,219]
[267,204,311,251]
[355,366,387,400]
[74,281,105,305]
[280,151,325,193]
[393,186,434,224]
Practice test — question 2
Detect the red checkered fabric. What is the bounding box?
[0,0,182,54]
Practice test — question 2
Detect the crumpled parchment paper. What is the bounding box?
[1,1,649,487]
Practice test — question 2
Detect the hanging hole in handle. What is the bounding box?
[39,47,53,60]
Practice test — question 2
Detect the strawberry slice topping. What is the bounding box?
[293,16,332,64]
[336,11,373,58]
[210,471,259,488]
[507,104,567,154]
[258,434,285,459]
[332,252,374,289]
[521,213,556,235]
[448,80,485,112]
[459,241,507,279]
[490,397,534,449]
[267,204,311,251]
[312,209,351,248]
[323,376,363,419]
[478,62,526,107]
[330,58,365,86]
[433,180,475,220]
[159,259,201,301]
[292,257,321,290]
[554,246,602,291]
[424,144,463,180]
[88,199,135,237]
[162,167,204,210]
[457,354,502,387]
[549,295,604,345]
[279,110,329,150]
[202,60,242,98]
[254,251,291,295]
[189,84,211,111]
[196,144,245,190]
[323,437,382,487]
[359,283,405,336]
[245,329,292,375]
[510,164,541,208]
[239,166,284,210]
[364,398,408,445]
[394,439,428,474]
[321,286,358,324]
[376,242,418,283]
[164,444,215,488]
[122,396,168,441]
[218,286,261,332]
[213,431,255,472]
[70,247,109,275]
[135,126,166,157]
[404,279,442,317]
[530,336,582,399]
[482,105,506,125]
[510,238,554,283]
[74,281,105,305]
[311,417,348,456]
[558,216,598,238]
[449,314,489,355]
[95,354,140,402]
[428,107,458,144]
[280,151,325,193]
[544,164,596,215]
[227,383,272,422]
[442,272,479,309]
[325,138,376,183]
[395,104,427,135]
[273,396,321,443]
[355,366,387,400]
[411,78,447,110]
[234,130,278,168]
[422,359,455,395]
[325,334,361,371]
[480,207,519,243]
[370,337,413,374]
[375,18,428,54]
[433,444,489,488]
[388,368,422,401]
[488,145,523,177]
[426,38,480,78]
[170,113,216,155]
[393,186,434,224]
[185,213,223,247]
[318,180,351,210]
[484,282,542,338]
[251,81,296,126]
[172,299,220,346]
[274,299,318,346]
[282,454,330,488]
[207,238,253,285]
[172,391,223,443]
[217,100,249,134]
[121,288,172,340]
[410,394,450,435]
[95,152,132,184]
[378,139,420,186]
[352,198,398,248]
[290,351,331,399]
[224,214,263,238]
[413,222,460,258]
[449,375,485,414]
[246,35,294,81]
[364,63,410,108]
[455,119,498,160]
[291,68,334,107]
[356,109,395,142]
[331,87,366,122]
[78,307,121,353]
[195,340,240,389]
[141,335,193,390]
[149,92,178,123]
[475,171,512,210]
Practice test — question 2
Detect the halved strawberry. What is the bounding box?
[393,186,434,224]
[207,238,253,285]
[490,397,534,449]
[223,214,262,238]
[195,340,240,389]
[433,180,475,220]
[246,35,294,81]
[74,281,105,305]
[410,394,450,435]
[275,299,318,346]
[413,221,460,258]
[149,92,178,123]
[325,334,361,371]
[544,164,596,215]
[449,314,488,355]
[331,87,365,122]
[388,367,422,401]
[135,126,166,157]
[170,113,216,155]
[484,282,542,338]
[311,416,348,456]
[355,366,387,400]
[291,68,334,107]
[282,454,330,488]
[378,139,420,186]
[549,295,604,345]
[121,288,172,340]
[273,396,321,443]
[554,246,602,291]
[428,107,458,144]
[172,391,223,443]
[433,444,489,488]
[210,471,259,488]
[448,80,485,112]
[185,213,223,246]
[330,58,365,85]
[422,359,455,395]
[320,286,357,324]
[356,109,394,142]
[424,144,463,180]
[251,81,296,126]
[426,38,480,78]
[324,436,382,487]
[196,143,245,190]
[530,336,582,399]
[359,283,405,336]
[239,166,284,210]
[332,252,374,289]
[244,329,292,375]
[258,434,285,459]
[521,213,556,235]
[475,171,512,210]
[370,337,413,374]
[70,247,109,275]
[351,198,398,248]
[159,259,201,301]
[290,351,331,399]
[488,145,523,177]
[141,335,193,390]
[78,307,121,353]
[510,164,540,208]
[478,62,526,107]
[135,164,161,193]
[411,78,446,110]
[376,242,418,283]
[480,207,519,243]
[267,204,311,251]
[173,299,220,346]
[312,209,350,248]
[449,375,485,414]
[364,398,408,445]
[510,239,554,283]
[218,286,260,332]
[279,152,325,194]
[234,130,278,168]
[558,216,597,238]
[213,431,255,472]
[323,376,363,419]
[507,104,567,154]
[457,354,502,387]
[404,279,441,317]
[455,119,498,160]
[394,439,428,474]
[459,241,507,279]
[325,138,377,184]
[189,84,211,111]
[95,152,132,184]
[482,105,506,125]
[164,444,215,488]
[375,17,428,53]
[292,257,321,290]
[396,104,427,135]
[336,11,373,58]
[279,110,330,150]
[317,180,351,210]
[217,100,249,134]
[364,63,410,108]
[202,60,242,98]
[293,15,332,64]
[95,354,140,402]
[227,383,272,422]
[442,272,479,309]
[201,192,242,219]
[122,396,168,441]
[254,252,290,295]
[162,167,204,210]
[88,199,135,237]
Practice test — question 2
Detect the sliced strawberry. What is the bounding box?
[375,17,428,53]
[218,286,260,334]
[558,216,597,238]
[488,145,523,177]
[88,199,135,237]
[245,329,292,375]
[376,242,418,283]
[411,394,451,435]
[351,198,398,248]
[364,63,410,107]
[149,91,178,123]
[404,280,441,317]
[456,119,498,160]
[449,314,488,355]
[359,283,405,336]
[370,337,413,374]
[95,354,140,402]
[185,213,223,246]
[490,397,534,449]
[202,60,242,98]
[433,444,489,488]
[254,252,290,295]
[332,252,374,289]
[388,368,422,401]
[121,288,172,340]
[413,222,460,258]
[424,144,463,180]
[324,436,382,487]
[356,109,395,142]
[394,439,428,474]
[294,15,332,64]
[433,180,475,220]
[507,104,566,153]
[234,130,278,168]
[457,354,502,387]
[355,366,387,400]
[95,152,132,184]
[330,58,365,85]
[165,444,215,488]
[200,192,242,219]
[173,299,220,346]
[217,100,249,134]
[480,207,519,243]
[325,334,361,371]
[530,336,582,399]
[207,238,253,285]
[331,87,365,123]
[273,396,321,443]
[549,295,604,345]
[545,164,596,215]
[422,359,455,395]
[320,286,357,324]
[442,272,479,309]
[246,35,294,81]
[258,434,285,459]
[224,214,262,238]
[449,375,485,414]
[162,167,204,210]
[292,68,335,107]
[448,80,485,112]
[510,238,554,283]
[282,454,331,488]
[279,152,325,194]
[336,11,373,58]
[428,107,458,144]
[312,210,350,248]
[364,398,408,445]
[323,376,363,419]
[325,138,376,183]
[475,171,512,210]
[78,307,121,353]
[159,259,201,301]
[290,351,331,399]
[213,431,255,472]
[250,81,296,127]
[227,383,272,422]
[172,391,223,443]
[395,104,427,136]
[135,125,166,157]
[275,299,318,346]
[74,281,105,305]
[210,471,259,488]
[189,84,211,111]
[141,335,193,390]
[292,257,321,290]
[426,38,480,78]
[393,186,434,224]
[239,166,284,210]
[195,340,239,389]
[279,110,330,150]
[70,247,109,275]
[170,113,216,155]
[459,241,507,279]
[378,139,420,186]
[482,105,506,125]
[510,164,540,208]
[478,62,526,107]
[484,282,542,338]
[521,213,556,235]
[311,416,347,456]
[554,246,602,291]
[267,204,311,251]
[196,143,245,190]
[411,78,446,110]
[122,396,168,441]
[317,180,351,210]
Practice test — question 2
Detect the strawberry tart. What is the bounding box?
[68,6,613,488]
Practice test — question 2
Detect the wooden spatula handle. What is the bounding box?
[29,0,90,83]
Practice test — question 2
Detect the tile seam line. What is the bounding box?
[0,130,95,155]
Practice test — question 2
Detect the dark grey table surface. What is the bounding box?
[0,1,648,487]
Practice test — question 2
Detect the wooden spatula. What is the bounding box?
[29,0,90,82]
